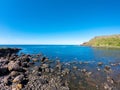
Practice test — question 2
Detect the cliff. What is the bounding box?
[82,34,120,48]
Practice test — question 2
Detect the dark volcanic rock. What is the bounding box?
[0,67,9,76]
[23,74,69,90]
[0,48,21,57]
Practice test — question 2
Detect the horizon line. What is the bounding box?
[0,44,81,45]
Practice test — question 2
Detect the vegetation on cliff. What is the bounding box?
[82,34,120,48]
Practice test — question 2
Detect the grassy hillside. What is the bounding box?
[82,34,120,48]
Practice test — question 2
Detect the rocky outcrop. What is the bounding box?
[0,48,69,90]
[0,48,21,57]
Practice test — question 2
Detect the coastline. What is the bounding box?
[0,48,120,90]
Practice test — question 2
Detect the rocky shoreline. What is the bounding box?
[0,48,120,90]
[0,48,21,57]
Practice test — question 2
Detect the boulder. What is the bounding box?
[8,61,20,71]
[10,71,19,77]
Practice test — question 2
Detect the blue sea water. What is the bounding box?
[0,45,120,65]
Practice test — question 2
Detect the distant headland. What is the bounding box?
[81,34,120,48]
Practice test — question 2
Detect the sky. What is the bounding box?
[0,0,120,45]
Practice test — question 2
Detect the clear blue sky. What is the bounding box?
[0,0,120,45]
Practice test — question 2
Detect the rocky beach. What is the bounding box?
[0,48,120,90]
[1,0,120,89]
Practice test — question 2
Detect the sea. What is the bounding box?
[0,45,120,65]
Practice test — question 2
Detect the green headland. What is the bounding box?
[82,34,120,48]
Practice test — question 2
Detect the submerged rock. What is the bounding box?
[97,67,101,71]
[73,66,77,70]
[32,58,39,62]
[86,72,92,77]
[81,69,87,73]
[104,65,112,73]
[98,62,103,66]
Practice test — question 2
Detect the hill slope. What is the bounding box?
[82,34,120,48]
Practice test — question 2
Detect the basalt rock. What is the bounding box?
[23,74,69,90]
[8,61,20,71]
[0,67,9,76]
[10,71,19,77]
[0,48,120,90]
[0,48,21,57]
